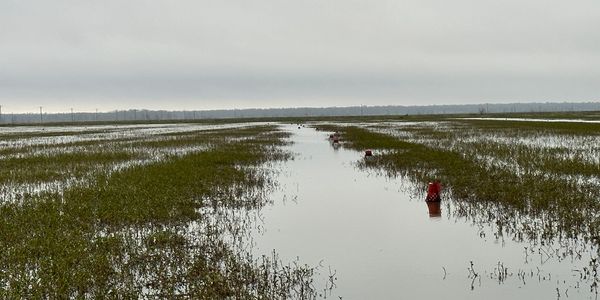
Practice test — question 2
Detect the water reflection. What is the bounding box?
[426,201,442,218]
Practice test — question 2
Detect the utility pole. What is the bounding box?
[39,106,43,123]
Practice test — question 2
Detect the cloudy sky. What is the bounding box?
[1,0,599,113]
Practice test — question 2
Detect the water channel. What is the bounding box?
[251,124,593,299]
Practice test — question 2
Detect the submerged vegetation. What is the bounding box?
[0,123,321,298]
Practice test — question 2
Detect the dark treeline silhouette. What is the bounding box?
[0,102,599,124]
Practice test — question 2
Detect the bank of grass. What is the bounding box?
[0,125,318,298]
[316,124,600,244]
[454,119,600,135]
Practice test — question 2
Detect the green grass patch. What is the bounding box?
[0,125,316,298]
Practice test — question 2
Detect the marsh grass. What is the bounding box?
[0,124,286,200]
[0,124,320,298]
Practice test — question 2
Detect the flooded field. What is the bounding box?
[301,118,600,299]
[1,117,599,299]
[0,122,320,298]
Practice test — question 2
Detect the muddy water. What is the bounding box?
[252,125,590,299]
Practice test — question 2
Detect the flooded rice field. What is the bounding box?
[253,124,599,299]
[1,118,599,298]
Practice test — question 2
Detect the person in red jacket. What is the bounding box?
[425,180,442,202]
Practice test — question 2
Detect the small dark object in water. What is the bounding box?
[365,149,373,157]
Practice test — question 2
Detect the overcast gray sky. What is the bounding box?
[1,0,599,113]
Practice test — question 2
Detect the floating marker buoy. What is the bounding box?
[425,180,442,202]
[365,149,373,157]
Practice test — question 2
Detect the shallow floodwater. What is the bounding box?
[252,125,593,299]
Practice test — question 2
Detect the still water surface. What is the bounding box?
[252,125,591,299]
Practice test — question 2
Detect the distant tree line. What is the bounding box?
[0,102,598,124]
